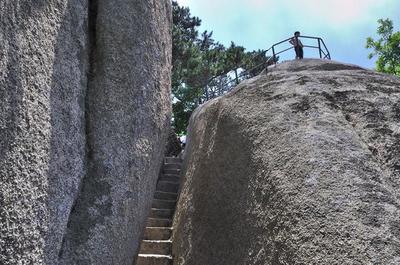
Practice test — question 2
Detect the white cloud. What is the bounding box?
[181,0,391,26]
[279,0,389,25]
[247,0,269,8]
[175,0,190,7]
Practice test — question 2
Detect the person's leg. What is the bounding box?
[299,47,304,59]
[295,46,300,59]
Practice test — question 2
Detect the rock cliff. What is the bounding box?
[172,59,400,264]
[0,1,171,264]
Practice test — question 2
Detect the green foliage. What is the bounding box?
[366,18,400,76]
[171,1,274,134]
[243,49,276,77]
[171,1,202,134]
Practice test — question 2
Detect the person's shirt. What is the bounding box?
[180,135,187,144]
[289,37,303,47]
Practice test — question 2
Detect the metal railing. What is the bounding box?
[268,35,331,62]
[200,35,331,103]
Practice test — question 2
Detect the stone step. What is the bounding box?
[163,169,180,175]
[152,199,176,209]
[136,254,172,265]
[144,227,172,240]
[161,172,180,177]
[147,218,172,227]
[164,157,182,164]
[135,156,182,264]
[163,163,181,170]
[159,174,180,183]
[139,240,172,255]
[154,191,178,201]
[149,208,174,219]
[156,181,179,193]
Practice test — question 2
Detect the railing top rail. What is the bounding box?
[271,37,293,47]
[298,35,322,39]
[270,35,326,49]
[270,35,322,48]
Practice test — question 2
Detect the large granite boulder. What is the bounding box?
[0,1,171,264]
[0,1,89,264]
[172,59,400,264]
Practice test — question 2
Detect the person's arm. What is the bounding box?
[289,38,294,45]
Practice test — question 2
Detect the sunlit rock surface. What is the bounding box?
[173,59,400,265]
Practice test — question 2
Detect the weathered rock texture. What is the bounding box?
[173,59,400,265]
[0,1,171,264]
[0,1,89,264]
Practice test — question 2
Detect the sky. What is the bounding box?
[176,0,400,69]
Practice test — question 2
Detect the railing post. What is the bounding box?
[272,46,276,64]
[320,38,331,60]
[318,38,322,59]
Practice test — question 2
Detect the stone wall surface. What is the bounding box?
[0,0,172,264]
[0,1,89,264]
[59,1,172,264]
[173,59,400,265]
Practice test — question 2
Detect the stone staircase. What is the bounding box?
[135,157,182,265]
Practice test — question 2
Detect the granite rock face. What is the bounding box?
[173,59,400,265]
[0,1,171,264]
[59,1,172,264]
[0,1,89,264]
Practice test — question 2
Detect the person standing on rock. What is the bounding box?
[289,31,304,59]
